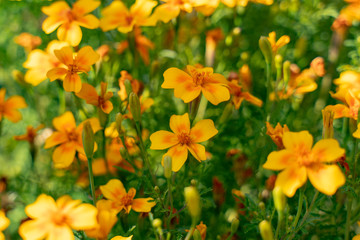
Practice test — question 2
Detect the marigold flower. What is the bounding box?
[228,80,262,109]
[150,113,218,172]
[76,82,113,114]
[84,200,118,240]
[14,32,41,52]
[14,124,44,144]
[0,210,9,240]
[185,221,207,240]
[19,194,98,240]
[100,179,156,214]
[162,65,230,105]
[111,236,133,240]
[263,131,345,197]
[0,88,27,123]
[42,0,100,46]
[222,0,273,8]
[44,111,101,168]
[267,31,290,54]
[205,28,224,66]
[333,70,360,98]
[118,70,144,101]
[47,46,100,92]
[266,122,289,149]
[100,0,157,33]
[325,90,359,120]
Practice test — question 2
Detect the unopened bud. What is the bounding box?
[241,52,249,62]
[191,179,197,186]
[259,220,274,240]
[184,186,201,219]
[275,55,283,69]
[288,215,294,222]
[154,186,160,193]
[322,108,334,139]
[259,36,273,64]
[98,108,108,127]
[273,186,286,212]
[163,156,172,179]
[231,218,239,234]
[124,79,133,98]
[129,92,141,122]
[258,202,265,210]
[152,218,162,228]
[193,229,202,240]
[115,113,124,136]
[283,60,291,84]
[82,121,94,159]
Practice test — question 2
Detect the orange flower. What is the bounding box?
[14,124,44,144]
[228,80,262,109]
[239,64,252,91]
[267,31,290,54]
[76,82,113,114]
[85,200,118,240]
[333,71,360,98]
[0,88,27,123]
[111,236,133,240]
[118,70,144,101]
[222,0,273,8]
[100,179,156,214]
[116,27,155,65]
[150,113,218,172]
[19,194,98,240]
[23,40,69,86]
[44,111,101,168]
[266,122,289,149]
[263,131,345,197]
[325,90,359,120]
[47,46,100,92]
[162,65,230,105]
[185,221,207,240]
[100,0,157,33]
[42,0,100,46]
[0,210,9,240]
[14,33,41,52]
[205,28,224,66]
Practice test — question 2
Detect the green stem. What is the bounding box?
[275,212,283,240]
[184,225,195,240]
[87,156,96,205]
[0,119,2,137]
[265,62,272,121]
[166,178,174,229]
[290,187,305,232]
[101,129,110,175]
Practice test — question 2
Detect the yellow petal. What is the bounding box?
[162,67,192,89]
[47,67,68,81]
[190,119,218,143]
[25,194,57,219]
[111,236,133,240]
[163,145,188,172]
[187,143,206,161]
[174,81,201,103]
[202,83,230,105]
[42,16,66,34]
[76,14,100,29]
[144,4,180,25]
[53,111,76,132]
[54,46,73,65]
[19,219,50,240]
[63,73,82,92]
[57,23,82,47]
[130,0,157,19]
[76,46,100,67]
[67,203,98,230]
[72,0,100,16]
[282,131,313,152]
[132,198,156,212]
[44,132,68,149]
[169,113,190,135]
[275,166,307,198]
[150,130,179,150]
[75,83,99,104]
[307,164,345,195]
[323,104,351,119]
[47,225,74,240]
[100,179,126,202]
[42,1,70,15]
[263,150,296,170]
[100,1,128,32]
[52,142,76,168]
[311,139,345,163]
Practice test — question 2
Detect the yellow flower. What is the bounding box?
[325,90,359,120]
[0,210,9,240]
[42,0,100,46]
[85,200,118,240]
[263,131,345,197]
[228,80,263,109]
[111,236,133,240]
[0,88,27,123]
[100,179,156,214]
[44,111,101,168]
[19,194,98,240]
[267,31,290,54]
[150,113,218,172]
[100,0,157,33]
[222,0,273,8]
[162,65,230,105]
[47,46,99,92]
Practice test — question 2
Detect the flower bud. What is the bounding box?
[193,229,202,240]
[163,156,172,179]
[258,201,265,210]
[152,218,162,228]
[259,36,273,64]
[98,108,108,127]
[154,186,160,193]
[283,60,291,84]
[273,186,286,213]
[129,92,141,122]
[259,220,274,240]
[124,79,133,98]
[322,108,334,139]
[231,218,239,234]
[115,113,124,136]
[82,121,94,159]
[184,186,201,219]
[275,54,283,70]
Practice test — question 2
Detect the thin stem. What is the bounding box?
[87,156,96,205]
[265,62,272,121]
[166,178,174,229]
[0,119,2,137]
[101,129,110,175]
[290,187,305,231]
[275,212,283,239]
[184,225,195,240]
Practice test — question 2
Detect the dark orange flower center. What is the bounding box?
[67,131,78,142]
[121,194,134,207]
[193,72,208,86]
[68,64,79,74]
[52,212,67,225]
[177,132,192,146]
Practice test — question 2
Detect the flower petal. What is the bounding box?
[187,143,206,162]
[75,83,99,105]
[5,96,27,109]
[307,164,345,195]
[162,68,193,89]
[72,0,100,16]
[169,113,190,135]
[3,109,22,123]
[202,83,230,105]
[282,131,313,152]
[174,81,201,103]
[44,132,68,149]
[67,203,98,230]
[42,16,66,34]
[100,1,128,32]
[52,142,76,168]
[312,139,345,163]
[76,46,100,67]
[19,219,50,240]
[63,73,82,92]
[275,166,307,198]
[190,119,218,143]
[150,130,178,150]
[263,150,297,171]
[100,179,126,202]
[47,225,74,240]
[57,23,82,47]
[25,194,57,219]
[47,67,68,81]
[131,198,156,212]
[54,46,73,65]
[76,14,99,29]
[53,111,76,132]
[163,145,188,172]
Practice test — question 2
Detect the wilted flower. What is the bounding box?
[76,82,113,114]
[266,122,289,149]
[14,33,41,52]
[14,124,44,144]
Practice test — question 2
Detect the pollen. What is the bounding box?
[177,132,192,146]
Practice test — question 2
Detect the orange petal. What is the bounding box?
[19,219,49,240]
[263,150,296,170]
[76,46,100,67]
[323,104,351,119]
[0,89,5,103]
[163,145,188,172]
[47,67,68,81]
[5,96,27,109]
[100,1,128,32]
[76,14,100,29]
[174,81,201,103]
[92,158,109,176]
[54,46,74,65]
[307,164,345,195]
[72,0,100,16]
[275,166,307,198]
[100,179,126,202]
[53,111,76,132]
[63,73,82,92]
[67,203,98,230]
[276,35,290,48]
[25,194,57,219]
[169,113,190,135]
[42,16,66,34]
[162,68,192,89]
[101,101,113,114]
[282,131,313,152]
[190,119,218,143]
[44,132,68,149]
[57,23,82,47]
[150,130,178,150]
[52,142,76,168]
[131,198,156,212]
[202,83,230,105]
[242,92,263,107]
[187,143,206,162]
[311,139,345,163]
[3,109,22,123]
[75,83,99,105]
[42,1,70,15]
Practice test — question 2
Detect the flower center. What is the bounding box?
[67,131,78,142]
[121,194,133,207]
[68,64,79,74]
[52,212,67,226]
[177,132,192,146]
